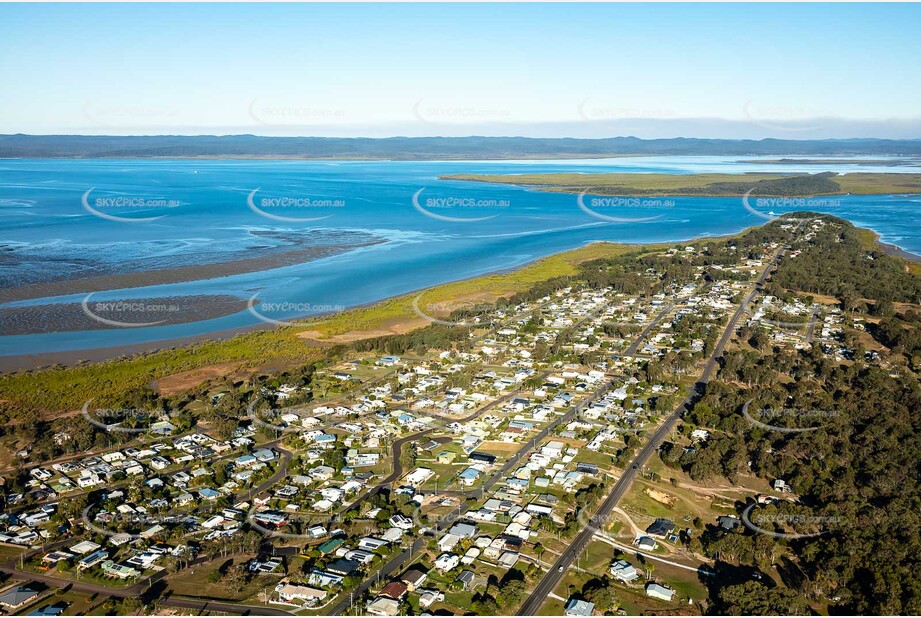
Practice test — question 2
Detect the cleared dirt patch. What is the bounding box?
[645,487,676,506]
[477,440,526,455]
[297,317,429,344]
[420,290,509,316]
[549,436,588,448]
[153,362,242,396]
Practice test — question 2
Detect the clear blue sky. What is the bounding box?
[1,2,919,138]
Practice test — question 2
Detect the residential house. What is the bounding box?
[645,583,675,602]
[564,598,595,616]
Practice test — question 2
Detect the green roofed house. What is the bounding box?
[318,537,345,555]
[437,451,456,464]
[100,560,141,580]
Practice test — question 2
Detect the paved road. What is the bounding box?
[805,308,821,344]
[327,285,725,615]
[159,595,292,615]
[325,376,619,616]
[625,301,679,356]
[593,530,713,575]
[307,369,553,530]
[518,240,790,615]
[0,561,291,616]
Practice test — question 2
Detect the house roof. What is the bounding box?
[378,581,408,600]
[564,598,595,616]
[646,518,675,536]
[455,570,475,583]
[27,602,68,616]
[367,597,399,615]
[401,568,427,585]
[0,586,41,608]
[646,583,674,599]
[327,558,360,575]
[318,537,345,554]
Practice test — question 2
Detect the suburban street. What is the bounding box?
[324,295,688,615]
[518,237,790,615]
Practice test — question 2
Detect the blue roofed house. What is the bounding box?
[198,487,222,501]
[507,477,529,489]
[0,586,42,610]
[564,598,595,616]
[458,468,481,486]
[315,434,337,447]
[27,602,68,616]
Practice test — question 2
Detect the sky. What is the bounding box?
[1,2,920,139]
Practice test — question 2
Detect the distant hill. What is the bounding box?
[1,134,920,159]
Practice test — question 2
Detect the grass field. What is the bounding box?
[165,555,268,602]
[443,172,921,196]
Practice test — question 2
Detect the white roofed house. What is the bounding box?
[275,582,327,606]
[404,467,434,487]
[610,559,639,582]
[434,552,459,572]
[645,582,675,602]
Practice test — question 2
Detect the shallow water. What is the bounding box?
[0,155,919,356]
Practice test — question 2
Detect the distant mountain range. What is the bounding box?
[1,134,920,159]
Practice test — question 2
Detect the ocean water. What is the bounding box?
[0,155,919,356]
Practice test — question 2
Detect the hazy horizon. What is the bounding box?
[2,3,920,139]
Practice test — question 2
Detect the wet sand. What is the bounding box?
[0,239,384,303]
[0,294,250,336]
[3,226,920,374]
[879,241,921,263]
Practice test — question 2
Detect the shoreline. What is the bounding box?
[0,153,653,162]
[0,238,384,303]
[0,237,655,372]
[2,218,919,373]
[440,171,921,197]
[0,230,748,372]
[876,237,921,263]
[882,243,921,263]
[0,321,276,373]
